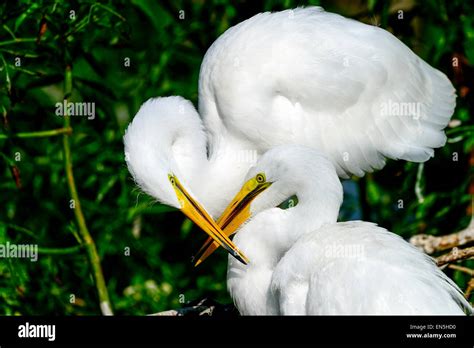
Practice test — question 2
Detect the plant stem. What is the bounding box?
[0,53,11,94]
[0,222,37,239]
[62,65,113,315]
[448,264,474,276]
[1,222,84,254]
[0,48,40,58]
[39,245,83,255]
[0,127,72,140]
[0,38,36,47]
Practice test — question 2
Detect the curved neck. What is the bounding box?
[290,183,341,242]
[196,93,264,217]
[246,172,342,252]
[125,97,254,215]
[193,132,258,218]
[227,209,288,315]
[235,195,340,264]
[227,195,340,315]
[157,108,256,218]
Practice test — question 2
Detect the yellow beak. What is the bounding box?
[192,175,272,266]
[168,174,249,265]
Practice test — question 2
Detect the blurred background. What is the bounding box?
[0,0,472,315]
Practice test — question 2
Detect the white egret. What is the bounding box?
[123,102,248,264]
[218,145,471,315]
[124,7,455,224]
[122,7,462,313]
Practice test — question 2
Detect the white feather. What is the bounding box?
[123,97,207,208]
[200,7,455,178]
[122,8,466,315]
[227,146,471,315]
[125,7,456,216]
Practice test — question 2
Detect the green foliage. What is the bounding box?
[0,0,473,315]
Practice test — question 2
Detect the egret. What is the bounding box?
[217,145,471,315]
[124,7,455,222]
[122,7,461,312]
[123,101,248,264]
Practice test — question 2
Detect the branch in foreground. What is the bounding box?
[436,246,474,266]
[448,265,474,300]
[410,221,474,254]
[150,305,214,316]
[466,279,474,300]
[149,298,238,317]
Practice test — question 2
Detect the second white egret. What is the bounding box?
[218,145,471,315]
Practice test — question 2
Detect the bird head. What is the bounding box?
[124,97,248,264]
[193,145,343,266]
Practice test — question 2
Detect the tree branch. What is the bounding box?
[449,264,474,276]
[149,299,238,317]
[436,246,474,266]
[449,265,474,300]
[410,220,474,254]
[465,279,474,300]
[150,306,215,316]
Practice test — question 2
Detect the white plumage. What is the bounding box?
[199,7,455,180]
[226,146,471,315]
[122,7,465,315]
[125,7,455,218]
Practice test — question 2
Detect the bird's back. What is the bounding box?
[199,7,455,177]
[271,221,471,315]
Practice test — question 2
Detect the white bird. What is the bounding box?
[122,7,463,313]
[124,7,455,222]
[219,145,471,315]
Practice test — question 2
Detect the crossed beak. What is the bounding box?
[192,175,272,266]
[168,174,249,265]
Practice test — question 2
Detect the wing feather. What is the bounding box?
[199,7,455,177]
[271,222,471,314]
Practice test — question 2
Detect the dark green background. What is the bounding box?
[0,0,473,315]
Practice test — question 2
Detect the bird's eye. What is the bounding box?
[169,176,176,185]
[256,173,266,183]
[277,195,298,210]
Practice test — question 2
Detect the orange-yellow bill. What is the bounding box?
[168,174,249,265]
[192,173,272,266]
